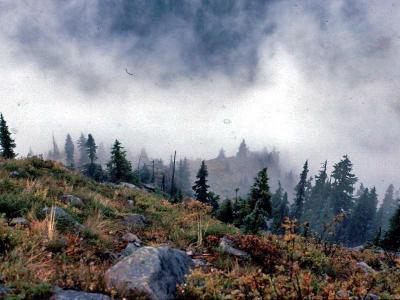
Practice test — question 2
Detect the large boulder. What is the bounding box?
[219,236,249,258]
[356,262,377,275]
[119,182,139,189]
[60,195,84,208]
[42,207,84,233]
[9,217,29,227]
[52,288,111,300]
[104,247,194,300]
[122,214,149,229]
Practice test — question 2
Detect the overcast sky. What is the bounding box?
[1,0,400,195]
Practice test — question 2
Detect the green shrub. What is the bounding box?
[0,194,39,218]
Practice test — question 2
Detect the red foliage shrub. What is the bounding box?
[229,234,282,271]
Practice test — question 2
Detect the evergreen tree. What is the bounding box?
[242,168,272,233]
[192,161,210,204]
[375,184,397,234]
[64,134,75,167]
[382,202,400,251]
[291,161,309,221]
[346,187,378,246]
[51,136,61,161]
[217,199,234,223]
[140,163,151,183]
[177,158,191,195]
[107,140,135,183]
[86,134,97,165]
[271,183,289,233]
[305,161,330,233]
[0,114,16,159]
[77,133,89,166]
[330,155,357,215]
[236,139,249,159]
[97,142,107,166]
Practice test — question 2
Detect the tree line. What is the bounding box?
[0,113,399,251]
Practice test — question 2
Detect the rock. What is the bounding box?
[127,199,134,207]
[119,182,139,189]
[60,195,84,208]
[219,236,249,258]
[9,170,20,178]
[365,293,379,300]
[122,214,149,229]
[0,285,10,296]
[192,258,207,267]
[120,243,141,257]
[105,247,194,300]
[42,207,84,233]
[9,217,29,226]
[122,232,141,244]
[356,262,377,275]
[52,288,111,300]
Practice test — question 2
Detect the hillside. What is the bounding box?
[0,158,399,299]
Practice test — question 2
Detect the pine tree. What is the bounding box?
[291,161,309,221]
[346,187,378,246]
[51,136,61,161]
[236,139,249,158]
[330,155,357,215]
[375,184,397,234]
[0,114,16,159]
[217,199,234,223]
[242,168,272,233]
[64,134,75,167]
[382,203,400,251]
[97,142,107,166]
[107,140,135,183]
[192,161,210,203]
[86,134,97,165]
[177,158,191,195]
[77,133,89,166]
[271,182,289,233]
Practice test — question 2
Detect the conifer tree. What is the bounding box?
[0,113,16,159]
[375,184,397,234]
[192,160,210,203]
[51,135,61,161]
[86,134,97,165]
[382,203,400,251]
[217,199,234,223]
[346,187,378,246]
[77,133,89,166]
[242,168,272,233]
[291,161,309,221]
[177,158,191,195]
[330,155,357,215]
[64,134,75,167]
[107,140,135,183]
[97,142,107,166]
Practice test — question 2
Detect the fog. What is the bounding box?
[1,0,400,194]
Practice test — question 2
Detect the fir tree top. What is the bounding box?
[0,113,16,159]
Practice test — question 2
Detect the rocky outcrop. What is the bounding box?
[104,247,194,300]
[42,207,84,233]
[122,214,149,229]
[219,236,249,258]
[9,217,29,226]
[60,195,84,208]
[356,262,377,275]
[52,288,111,300]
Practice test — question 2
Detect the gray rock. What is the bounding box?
[123,214,149,229]
[127,199,134,207]
[9,170,20,178]
[120,243,141,257]
[52,288,111,300]
[219,236,249,258]
[356,262,377,274]
[42,207,84,233]
[60,195,84,208]
[105,246,194,300]
[0,285,10,296]
[192,258,207,267]
[119,182,139,189]
[10,217,29,226]
[122,232,141,244]
[365,293,379,300]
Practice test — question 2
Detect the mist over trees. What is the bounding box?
[25,131,400,249]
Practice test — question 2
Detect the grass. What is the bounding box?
[0,157,400,299]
